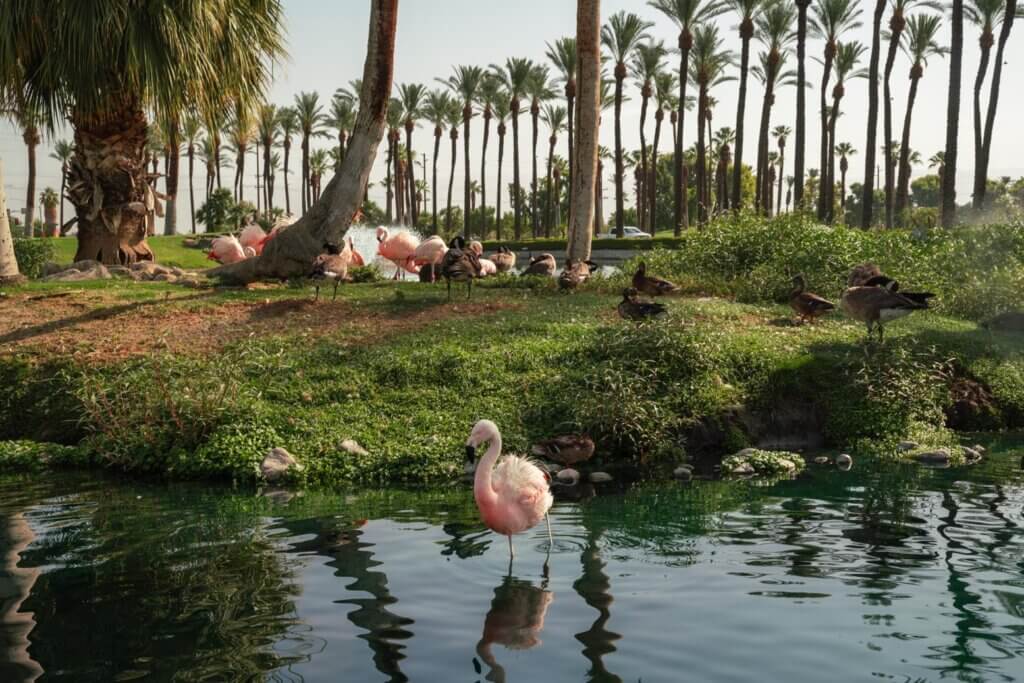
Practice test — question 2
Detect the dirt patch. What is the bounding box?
[0,290,519,362]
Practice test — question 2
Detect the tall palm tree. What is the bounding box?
[810,0,863,221]
[688,25,734,224]
[198,136,217,203]
[181,117,203,232]
[713,126,735,212]
[835,141,857,210]
[397,83,427,226]
[602,11,653,238]
[49,139,74,234]
[267,152,281,208]
[439,66,484,237]
[970,0,1022,208]
[422,90,454,233]
[225,105,255,205]
[277,107,299,216]
[309,149,329,202]
[753,1,798,213]
[546,38,578,206]
[727,0,767,211]
[595,146,612,234]
[525,65,556,237]
[491,57,534,239]
[942,0,964,227]
[256,104,280,213]
[493,95,511,239]
[794,0,812,209]
[444,101,462,231]
[894,14,947,219]
[386,98,406,224]
[649,72,680,233]
[326,95,356,169]
[825,41,868,222]
[648,0,728,235]
[632,40,668,234]
[882,0,940,228]
[542,105,567,236]
[861,0,887,228]
[477,74,502,237]
[753,53,797,214]
[205,110,226,193]
[293,92,326,215]
[773,125,792,212]
[568,0,601,260]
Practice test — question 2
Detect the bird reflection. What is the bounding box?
[474,573,554,683]
[440,522,491,560]
[1,512,44,682]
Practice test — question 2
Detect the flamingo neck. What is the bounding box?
[474,432,501,506]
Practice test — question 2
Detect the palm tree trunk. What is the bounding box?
[817,47,835,220]
[971,35,992,209]
[447,129,457,231]
[59,163,67,233]
[696,85,708,225]
[432,130,441,233]
[895,73,921,219]
[283,139,292,216]
[567,88,576,215]
[263,138,272,212]
[481,109,491,238]
[614,71,626,238]
[942,0,963,228]
[795,1,810,208]
[463,105,472,237]
[674,32,692,235]
[254,142,262,214]
[395,143,406,225]
[545,135,556,236]
[512,99,522,239]
[24,133,37,233]
[214,134,222,190]
[861,0,886,228]
[639,87,650,233]
[841,163,848,210]
[777,145,785,212]
[0,160,25,282]
[531,105,541,237]
[883,24,901,228]
[650,109,663,233]
[826,91,842,223]
[755,73,775,213]
[238,147,246,205]
[976,0,1018,209]
[497,128,506,240]
[732,27,753,211]
[301,136,309,213]
[385,135,394,223]
[165,125,179,235]
[568,0,599,262]
[406,126,418,226]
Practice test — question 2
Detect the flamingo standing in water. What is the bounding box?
[376,226,419,280]
[465,420,554,559]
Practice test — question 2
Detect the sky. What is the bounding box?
[2,0,1023,230]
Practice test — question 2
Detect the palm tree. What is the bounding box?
[753,1,798,213]
[293,92,327,215]
[969,0,1022,208]
[632,40,668,234]
[198,136,218,203]
[894,14,947,219]
[794,0,812,209]
[542,105,567,236]
[491,57,534,239]
[493,95,511,238]
[861,0,887,229]
[6,104,42,232]
[525,65,556,237]
[882,0,940,228]
[477,74,502,237]
[688,25,733,225]
[727,0,767,211]
[386,98,406,224]
[825,42,868,222]
[444,101,462,231]
[568,0,601,261]
[602,11,653,238]
[835,141,857,210]
[650,72,678,233]
[49,139,74,234]
[309,149,329,202]
[942,0,964,227]
[205,110,226,193]
[596,146,612,234]
[225,105,255,205]
[439,66,484,237]
[267,152,281,208]
[713,126,735,212]
[326,96,356,169]
[810,0,863,221]
[181,117,203,232]
[546,38,578,206]
[773,125,792,212]
[765,151,779,213]
[256,104,280,214]
[398,83,427,226]
[422,90,454,233]
[277,107,299,216]
[648,0,728,234]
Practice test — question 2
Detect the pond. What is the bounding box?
[2,438,1023,682]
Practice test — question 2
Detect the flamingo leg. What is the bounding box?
[314,285,320,302]
[332,279,339,301]
[507,535,514,559]
[545,513,553,547]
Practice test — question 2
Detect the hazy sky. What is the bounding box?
[2,0,1022,228]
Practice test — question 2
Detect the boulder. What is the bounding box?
[961,446,983,464]
[673,465,693,481]
[260,447,301,481]
[41,261,65,276]
[897,441,919,452]
[835,453,853,470]
[152,273,179,283]
[556,468,581,485]
[729,461,756,476]
[340,439,369,456]
[589,471,613,483]
[44,263,112,281]
[912,449,951,466]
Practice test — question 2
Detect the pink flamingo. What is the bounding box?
[348,236,365,267]
[413,234,448,283]
[207,235,247,264]
[239,224,268,255]
[479,258,497,277]
[466,420,554,559]
[376,226,419,280]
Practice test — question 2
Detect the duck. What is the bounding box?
[618,287,667,321]
[442,235,484,300]
[789,274,836,324]
[632,261,679,297]
[982,310,1024,332]
[840,284,931,341]
[521,253,557,277]
[847,262,884,287]
[491,247,517,273]
[861,274,935,307]
[557,259,595,292]
[310,240,354,301]
[413,234,448,282]
[531,434,595,466]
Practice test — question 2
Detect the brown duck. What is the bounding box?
[522,253,557,277]
[632,261,679,297]
[841,285,931,341]
[789,275,836,323]
[618,288,667,321]
[558,259,597,292]
[442,235,484,300]
[531,434,595,466]
[491,246,517,273]
[310,241,353,301]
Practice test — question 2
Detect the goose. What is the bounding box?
[531,435,595,466]
[632,261,679,297]
[862,274,935,307]
[442,235,484,300]
[557,259,595,292]
[491,247,517,273]
[840,285,930,341]
[847,262,884,287]
[310,241,353,301]
[521,253,557,277]
[789,274,836,323]
[618,288,667,321]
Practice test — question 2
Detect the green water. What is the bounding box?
[2,438,1023,682]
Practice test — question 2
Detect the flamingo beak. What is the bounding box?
[464,444,477,474]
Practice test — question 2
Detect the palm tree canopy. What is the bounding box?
[602,11,655,66]
[525,65,556,103]
[334,79,363,108]
[1,0,286,128]
[545,38,578,86]
[756,1,799,53]
[477,73,503,113]
[439,65,485,108]
[326,96,356,136]
[835,141,857,156]
[386,97,405,131]
[181,115,204,146]
[293,92,327,137]
[688,25,736,86]
[257,104,280,145]
[277,107,299,141]
[831,41,869,83]
[809,0,864,44]
[654,71,680,110]
[49,139,74,164]
[542,104,568,133]
[398,82,428,124]
[898,14,948,68]
[631,41,669,87]
[773,124,793,143]
[965,0,1023,33]
[647,0,729,32]
[423,90,454,129]
[727,0,769,27]
[752,51,799,87]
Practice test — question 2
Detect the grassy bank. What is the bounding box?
[33,235,214,270]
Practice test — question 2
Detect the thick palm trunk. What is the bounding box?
[432,130,441,233]
[0,161,24,283]
[568,0,599,260]
[695,86,708,225]
[480,108,491,238]
[732,25,753,211]
[975,0,1018,209]
[595,161,605,235]
[165,125,180,235]
[861,0,886,228]
[447,129,457,231]
[463,106,472,237]
[674,33,692,235]
[942,0,963,228]
[497,126,506,239]
[882,20,902,228]
[795,1,810,208]
[531,104,541,237]
[895,73,921,219]
[755,73,776,214]
[817,46,835,220]
[638,86,650,233]
[776,145,785,212]
[544,135,556,236]
[613,69,626,237]
[971,34,992,209]
[650,109,663,233]
[512,100,522,239]
[23,130,39,233]
[566,86,576,213]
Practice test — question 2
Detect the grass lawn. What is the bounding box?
[47,235,214,270]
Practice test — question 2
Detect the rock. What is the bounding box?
[961,446,983,464]
[106,265,131,276]
[734,448,758,459]
[152,273,179,283]
[556,468,580,485]
[182,238,200,248]
[673,465,693,481]
[131,262,172,278]
[260,447,301,481]
[972,444,986,454]
[813,456,830,465]
[42,261,64,276]
[835,454,853,471]
[912,449,951,465]
[729,461,756,476]
[178,276,203,288]
[589,471,613,483]
[340,439,369,456]
[897,441,919,452]
[44,263,112,281]
[545,463,563,474]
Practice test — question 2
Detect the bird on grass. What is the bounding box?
[442,235,484,300]
[861,274,935,307]
[310,241,353,301]
[531,434,595,466]
[618,288,667,321]
[491,247,517,273]
[466,420,554,560]
[557,259,597,292]
[632,261,679,297]
[376,226,419,280]
[521,253,557,277]
[789,274,836,324]
[840,284,930,342]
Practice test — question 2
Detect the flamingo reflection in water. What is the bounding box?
[473,573,554,683]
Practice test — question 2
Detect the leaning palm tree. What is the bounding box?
[181,117,203,232]
[825,41,868,222]
[439,65,484,237]
[256,104,280,213]
[632,40,668,233]
[546,38,578,204]
[650,71,678,233]
[602,11,654,238]
[398,82,427,226]
[542,105,567,236]
[492,95,511,238]
[894,14,947,219]
[810,0,864,220]
[277,107,299,217]
[525,65,556,237]
[477,73,502,237]
[648,0,729,234]
[753,0,798,213]
[727,0,768,210]
[835,141,857,209]
[49,139,74,234]
[293,92,327,214]
[753,53,798,214]
[773,124,792,212]
[688,24,734,225]
[491,57,534,239]
[422,90,454,233]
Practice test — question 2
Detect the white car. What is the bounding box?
[596,226,652,239]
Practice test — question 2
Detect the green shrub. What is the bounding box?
[12,238,56,278]
[0,440,85,471]
[722,449,805,477]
